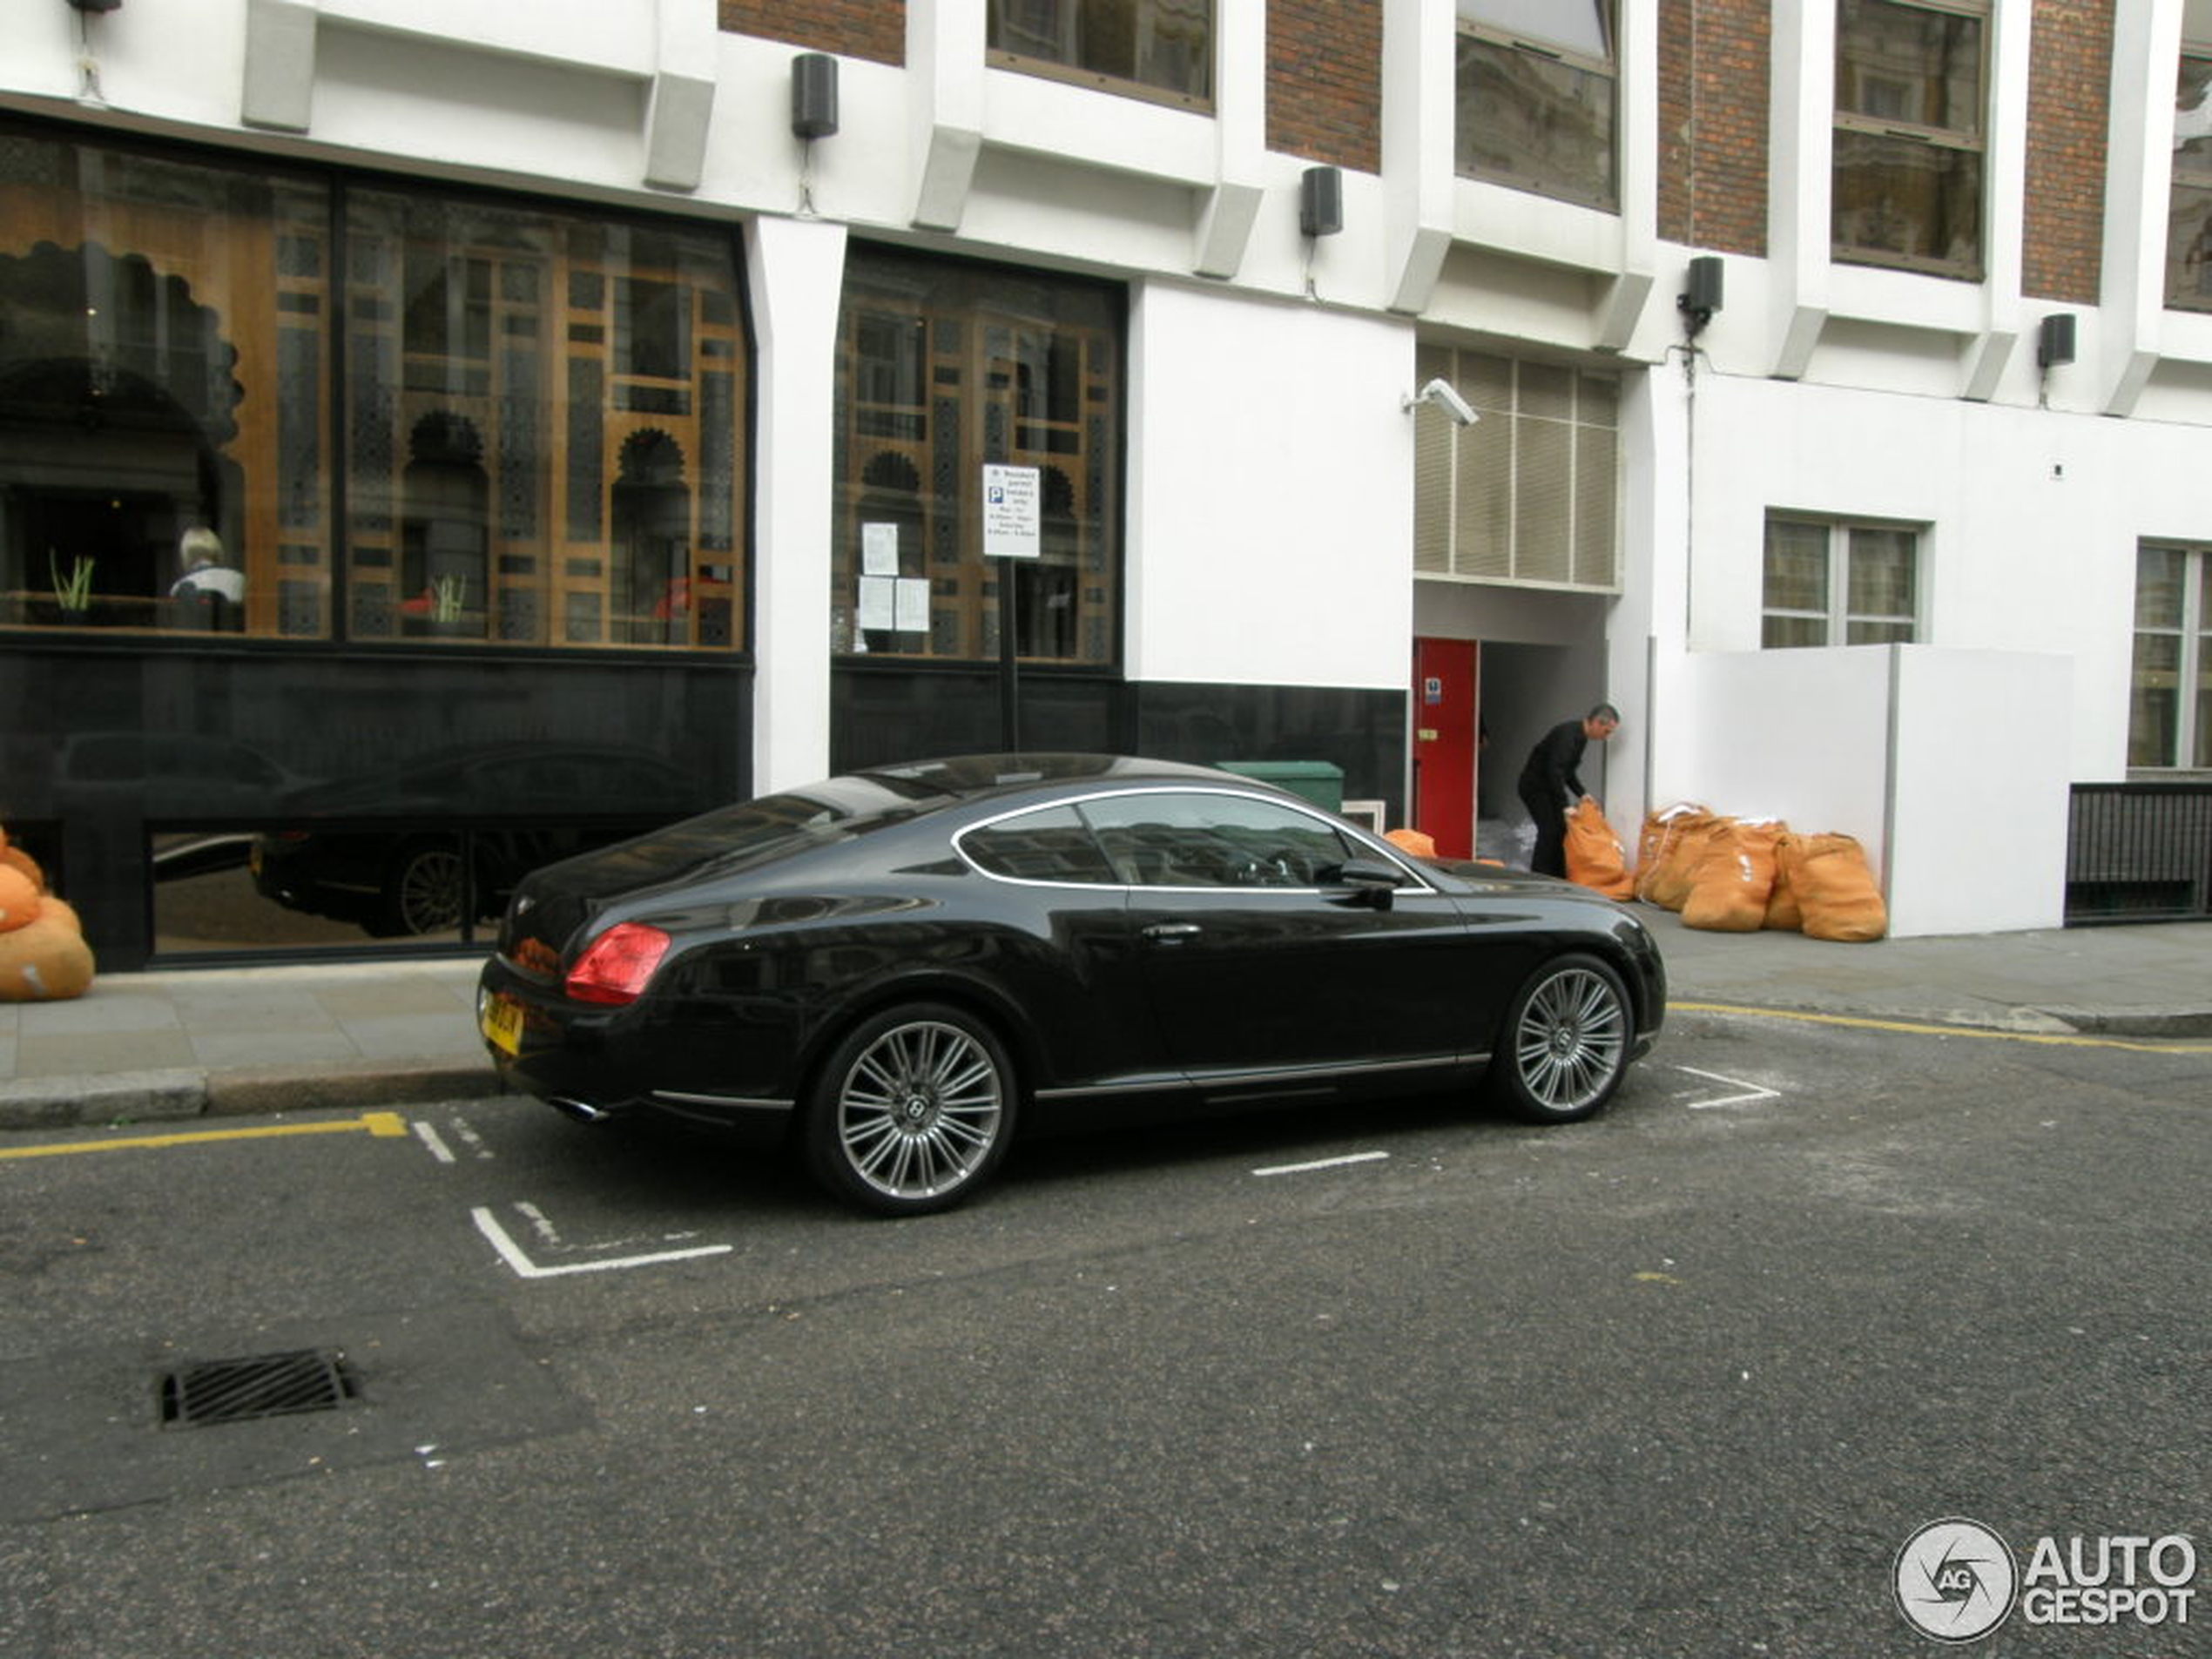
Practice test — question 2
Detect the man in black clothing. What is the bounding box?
[1516,703,1620,878]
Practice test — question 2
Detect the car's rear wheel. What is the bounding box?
[1486,953,1631,1123]
[370,840,469,937]
[803,1004,1015,1216]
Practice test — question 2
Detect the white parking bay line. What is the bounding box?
[1676,1065,1783,1110]
[471,1205,733,1279]
[412,1121,457,1164]
[1252,1150,1391,1178]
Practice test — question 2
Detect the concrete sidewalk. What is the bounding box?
[2,912,2208,1130]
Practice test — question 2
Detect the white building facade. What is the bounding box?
[2,0,2206,965]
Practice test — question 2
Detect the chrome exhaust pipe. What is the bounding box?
[547,1096,612,1125]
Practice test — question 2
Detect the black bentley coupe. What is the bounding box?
[477,754,1666,1215]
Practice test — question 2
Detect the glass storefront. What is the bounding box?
[833,246,1121,670]
[0,126,747,651]
[0,121,752,967]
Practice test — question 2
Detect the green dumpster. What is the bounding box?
[1215,759,1344,813]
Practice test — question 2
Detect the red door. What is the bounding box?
[1412,637,1478,859]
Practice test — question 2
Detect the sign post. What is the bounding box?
[982,463,1041,752]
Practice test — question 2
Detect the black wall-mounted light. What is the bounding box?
[1677,255,1723,338]
[1299,165,1343,238]
[792,52,839,140]
[2038,313,2077,369]
[66,0,124,11]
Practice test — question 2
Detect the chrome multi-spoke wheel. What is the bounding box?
[1488,954,1631,1123]
[806,1005,1015,1215]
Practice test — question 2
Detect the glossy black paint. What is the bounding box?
[477,755,1666,1168]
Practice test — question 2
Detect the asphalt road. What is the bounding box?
[1,1009,2205,1658]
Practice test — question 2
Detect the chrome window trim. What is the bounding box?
[950,786,1446,897]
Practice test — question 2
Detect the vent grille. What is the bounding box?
[158,1349,358,1429]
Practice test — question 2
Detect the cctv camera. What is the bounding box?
[1408,378,1478,428]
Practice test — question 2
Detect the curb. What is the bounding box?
[2033,1006,2212,1038]
[0,1059,505,1132]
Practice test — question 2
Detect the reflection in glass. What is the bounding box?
[1454,3,1618,209]
[0,136,330,637]
[834,248,1120,666]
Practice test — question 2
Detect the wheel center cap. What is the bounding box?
[901,1093,932,1124]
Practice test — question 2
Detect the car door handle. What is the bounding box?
[1141,921,1202,942]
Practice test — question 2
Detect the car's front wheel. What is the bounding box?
[803,1004,1016,1216]
[1486,953,1632,1123]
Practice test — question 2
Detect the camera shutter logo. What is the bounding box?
[1895,1518,2020,1642]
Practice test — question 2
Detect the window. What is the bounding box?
[988,0,1212,110]
[2167,53,2212,311]
[959,805,1120,884]
[0,125,749,651]
[1832,0,1987,280]
[1412,347,1619,591]
[1078,792,1359,889]
[1762,516,1919,648]
[2130,544,2212,768]
[1454,0,1618,210]
[833,247,1121,666]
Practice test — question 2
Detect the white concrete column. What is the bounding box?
[1192,0,1264,279]
[907,0,986,230]
[1380,0,1453,314]
[1767,3,1833,378]
[746,214,848,793]
[1960,0,2030,400]
[2101,0,2183,415]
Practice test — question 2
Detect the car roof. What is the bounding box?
[850,753,1248,806]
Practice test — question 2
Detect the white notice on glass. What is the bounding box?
[861,523,900,577]
[894,577,930,633]
[858,575,896,631]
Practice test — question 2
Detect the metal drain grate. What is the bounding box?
[158,1349,358,1428]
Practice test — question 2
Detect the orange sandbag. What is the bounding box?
[1564,799,1633,900]
[1764,835,1803,931]
[0,910,96,1000]
[1641,811,1731,912]
[1794,834,1888,942]
[1,845,44,893]
[1633,803,1706,902]
[0,866,39,932]
[1681,819,1784,933]
[1384,827,1437,860]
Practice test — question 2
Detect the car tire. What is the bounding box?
[1485,953,1633,1124]
[803,1003,1016,1217]
[369,839,469,937]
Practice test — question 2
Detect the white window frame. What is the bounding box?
[1831,0,1990,280]
[2131,543,2210,770]
[1761,514,1922,649]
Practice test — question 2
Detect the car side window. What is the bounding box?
[1079,792,1359,889]
[959,805,1121,884]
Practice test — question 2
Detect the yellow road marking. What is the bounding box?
[0,1110,410,1162]
[1671,1001,2212,1054]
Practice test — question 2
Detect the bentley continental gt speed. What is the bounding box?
[476,754,1666,1216]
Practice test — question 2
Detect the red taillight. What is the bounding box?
[565,922,671,1005]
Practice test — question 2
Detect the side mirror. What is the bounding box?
[1322,858,1403,908]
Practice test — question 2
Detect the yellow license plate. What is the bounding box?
[481,993,524,1057]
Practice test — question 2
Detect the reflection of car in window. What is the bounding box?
[246,744,702,938]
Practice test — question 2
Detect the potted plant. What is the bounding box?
[49,550,95,625]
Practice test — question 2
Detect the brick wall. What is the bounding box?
[1265,0,1382,174]
[718,1,905,68]
[1659,0,1770,257]
[2025,0,2113,304]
